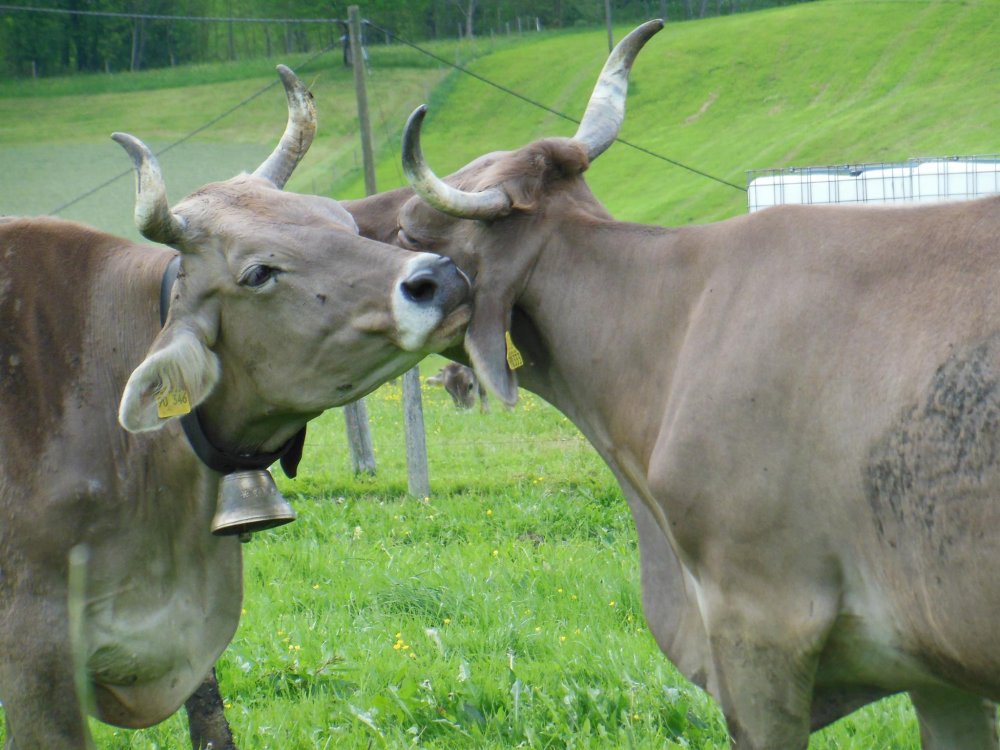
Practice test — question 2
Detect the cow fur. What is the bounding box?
[0,186,469,747]
[344,24,1000,750]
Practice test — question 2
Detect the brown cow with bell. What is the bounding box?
[0,66,470,749]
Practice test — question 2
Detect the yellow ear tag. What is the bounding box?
[156,388,192,419]
[505,331,524,370]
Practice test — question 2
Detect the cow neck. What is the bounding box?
[517,221,681,469]
[160,255,304,475]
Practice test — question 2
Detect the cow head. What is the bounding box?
[427,362,484,410]
[117,66,471,457]
[351,21,662,406]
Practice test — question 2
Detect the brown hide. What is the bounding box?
[0,73,471,750]
[344,21,1000,750]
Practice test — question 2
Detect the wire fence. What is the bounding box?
[2,5,664,487]
[23,4,997,488]
[286,377,608,494]
[0,3,743,224]
[0,4,345,24]
[47,41,339,215]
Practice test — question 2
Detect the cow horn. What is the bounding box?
[252,64,316,189]
[112,132,188,247]
[402,105,512,220]
[572,19,664,161]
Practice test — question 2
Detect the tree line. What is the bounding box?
[0,0,812,79]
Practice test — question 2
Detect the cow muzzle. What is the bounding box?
[393,254,471,351]
[211,469,297,541]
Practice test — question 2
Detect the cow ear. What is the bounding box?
[118,324,221,433]
[465,294,519,407]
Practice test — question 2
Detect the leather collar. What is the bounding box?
[159,255,305,477]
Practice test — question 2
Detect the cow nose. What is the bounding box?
[393,254,471,351]
[399,255,470,310]
[400,269,439,304]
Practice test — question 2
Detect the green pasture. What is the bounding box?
[3,0,1000,746]
[76,357,918,749]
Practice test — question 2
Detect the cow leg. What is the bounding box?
[3,714,15,750]
[184,667,237,750]
[703,592,835,750]
[710,638,813,749]
[0,660,92,749]
[623,482,715,692]
[0,593,95,749]
[910,687,998,750]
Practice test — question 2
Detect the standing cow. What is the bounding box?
[345,21,1000,749]
[0,66,470,749]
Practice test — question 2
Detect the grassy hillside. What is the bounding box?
[5,1,1000,236]
[2,1,999,747]
[0,37,509,239]
[337,0,1000,225]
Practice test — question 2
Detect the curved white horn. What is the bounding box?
[252,64,316,189]
[572,19,664,161]
[402,105,511,220]
[112,132,187,247]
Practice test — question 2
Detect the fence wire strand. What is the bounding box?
[365,19,746,193]
[0,4,344,24]
[2,3,748,214]
[48,42,337,216]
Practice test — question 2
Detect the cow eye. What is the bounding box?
[398,230,423,250]
[240,264,278,288]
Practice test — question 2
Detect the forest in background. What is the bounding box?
[1,0,814,79]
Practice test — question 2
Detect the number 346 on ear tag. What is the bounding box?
[505,331,524,370]
[156,388,192,419]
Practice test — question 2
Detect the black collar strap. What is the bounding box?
[159,255,306,477]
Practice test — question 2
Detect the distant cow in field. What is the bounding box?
[345,20,1000,750]
[0,66,470,749]
[426,362,489,412]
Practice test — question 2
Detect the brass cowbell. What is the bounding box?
[211,469,296,541]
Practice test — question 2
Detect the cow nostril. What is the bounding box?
[401,274,439,304]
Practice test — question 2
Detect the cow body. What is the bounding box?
[346,21,1000,748]
[0,67,470,749]
[0,226,232,734]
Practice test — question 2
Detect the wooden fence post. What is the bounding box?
[343,398,376,474]
[341,5,377,476]
[346,6,431,494]
[348,6,375,193]
[403,368,430,497]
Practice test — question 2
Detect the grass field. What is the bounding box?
[75,360,919,750]
[3,0,1000,746]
